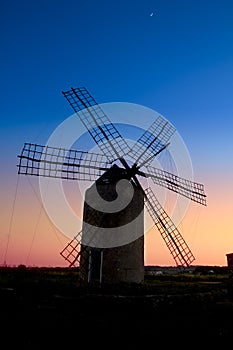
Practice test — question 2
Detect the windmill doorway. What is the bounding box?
[88,249,103,283]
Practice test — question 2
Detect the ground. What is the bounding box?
[1,266,233,347]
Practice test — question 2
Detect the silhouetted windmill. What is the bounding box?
[17,87,206,284]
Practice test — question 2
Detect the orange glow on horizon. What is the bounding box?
[1,173,233,268]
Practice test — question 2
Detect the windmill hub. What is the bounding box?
[96,164,131,186]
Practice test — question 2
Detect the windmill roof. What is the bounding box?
[96,164,130,186]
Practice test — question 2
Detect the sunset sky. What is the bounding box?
[1,0,233,267]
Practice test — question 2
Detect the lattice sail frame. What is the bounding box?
[145,166,206,206]
[144,187,195,266]
[62,87,131,160]
[128,116,176,167]
[17,142,111,181]
[18,142,206,206]
[17,86,207,269]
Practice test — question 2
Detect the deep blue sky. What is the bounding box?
[1,0,233,168]
[1,0,233,266]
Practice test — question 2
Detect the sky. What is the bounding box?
[1,0,233,267]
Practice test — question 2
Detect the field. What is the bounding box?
[1,265,233,347]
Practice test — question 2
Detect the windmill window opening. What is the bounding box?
[88,249,103,283]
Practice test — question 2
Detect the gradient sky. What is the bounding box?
[1,0,233,267]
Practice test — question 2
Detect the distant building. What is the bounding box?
[226,253,233,267]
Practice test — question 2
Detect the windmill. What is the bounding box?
[17,87,207,284]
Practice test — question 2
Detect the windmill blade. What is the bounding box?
[62,87,131,161]
[60,211,104,272]
[127,116,176,167]
[145,165,207,206]
[17,142,111,181]
[144,187,195,267]
[60,230,91,281]
[60,231,82,267]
